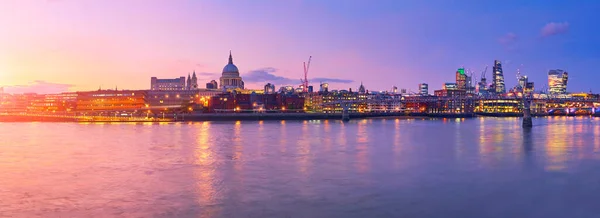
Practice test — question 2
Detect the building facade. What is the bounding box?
[151,77,186,91]
[264,83,276,94]
[219,51,245,89]
[319,83,329,93]
[456,68,467,90]
[186,72,199,90]
[492,60,506,94]
[75,90,147,112]
[548,69,569,95]
[419,83,429,95]
[206,80,218,89]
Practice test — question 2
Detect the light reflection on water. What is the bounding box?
[2,117,600,217]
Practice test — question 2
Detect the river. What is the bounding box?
[1,117,600,217]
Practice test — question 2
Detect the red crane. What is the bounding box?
[301,56,312,93]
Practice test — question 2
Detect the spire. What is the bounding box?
[228,50,233,64]
[192,70,196,77]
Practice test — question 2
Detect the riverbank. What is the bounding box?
[0,112,468,122]
[0,112,595,122]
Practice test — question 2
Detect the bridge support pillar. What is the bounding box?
[342,104,350,122]
[523,98,533,128]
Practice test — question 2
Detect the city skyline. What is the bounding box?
[1,0,599,94]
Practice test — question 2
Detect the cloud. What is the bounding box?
[498,32,518,45]
[541,22,569,37]
[3,80,74,94]
[243,68,297,84]
[242,67,354,85]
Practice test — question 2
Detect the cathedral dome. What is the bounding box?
[222,51,240,77]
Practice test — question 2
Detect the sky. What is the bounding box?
[1,0,599,94]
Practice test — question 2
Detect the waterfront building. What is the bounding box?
[75,90,148,113]
[491,60,506,94]
[419,83,428,95]
[151,77,187,91]
[434,89,466,98]
[209,92,304,112]
[219,51,245,89]
[475,99,522,114]
[548,69,569,95]
[264,83,276,94]
[146,89,219,110]
[0,93,38,113]
[426,98,474,114]
[206,80,218,89]
[29,93,78,113]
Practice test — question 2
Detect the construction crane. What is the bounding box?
[481,66,488,81]
[300,56,312,93]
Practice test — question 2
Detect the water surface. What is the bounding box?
[2,117,600,217]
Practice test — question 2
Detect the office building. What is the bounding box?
[456,68,467,90]
[548,69,569,95]
[491,60,506,94]
[419,83,429,95]
[206,80,218,89]
[320,83,329,92]
[264,83,276,94]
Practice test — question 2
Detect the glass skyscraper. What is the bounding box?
[548,69,568,95]
[492,60,505,94]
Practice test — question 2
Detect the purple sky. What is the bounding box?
[1,0,599,94]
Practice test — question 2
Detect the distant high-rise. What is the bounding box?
[206,80,218,89]
[456,68,467,90]
[444,83,458,90]
[492,60,505,94]
[264,83,275,94]
[518,75,528,89]
[392,86,398,94]
[419,83,428,95]
[320,83,329,92]
[548,69,569,95]
[307,86,314,93]
[525,82,534,95]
